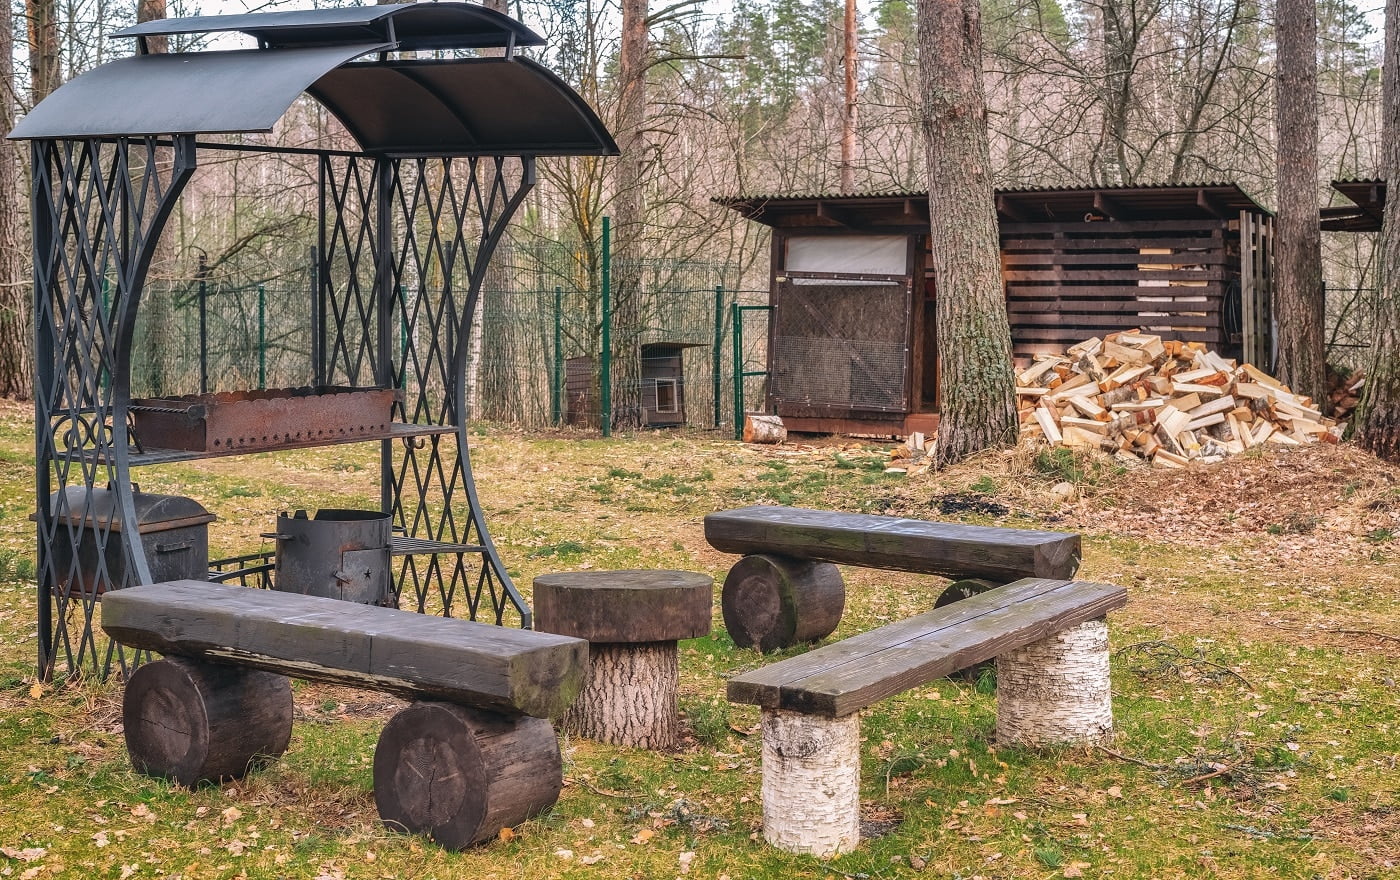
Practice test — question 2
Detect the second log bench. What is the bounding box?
[101,580,588,850]
[727,576,1127,857]
[704,505,1082,651]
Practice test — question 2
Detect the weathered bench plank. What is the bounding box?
[704,505,1081,581]
[727,578,1125,717]
[101,581,587,719]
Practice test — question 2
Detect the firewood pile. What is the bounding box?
[1017,332,1345,468]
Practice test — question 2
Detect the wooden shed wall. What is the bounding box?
[998,219,1241,362]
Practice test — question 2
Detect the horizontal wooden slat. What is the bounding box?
[999,219,1230,234]
[1004,283,1226,298]
[1011,326,1226,343]
[1013,295,1220,311]
[1001,252,1229,266]
[101,581,588,718]
[1010,311,1222,328]
[703,505,1080,581]
[727,578,1128,716]
[999,235,1227,250]
[1003,268,1227,282]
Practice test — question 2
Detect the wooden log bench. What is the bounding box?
[704,505,1081,651]
[726,577,1127,857]
[101,580,588,850]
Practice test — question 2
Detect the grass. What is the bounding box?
[0,400,1397,879]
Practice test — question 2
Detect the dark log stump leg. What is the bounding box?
[374,701,562,850]
[935,578,1005,680]
[123,657,293,787]
[721,554,844,652]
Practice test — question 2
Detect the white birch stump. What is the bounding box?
[996,618,1113,746]
[564,641,678,749]
[760,708,860,857]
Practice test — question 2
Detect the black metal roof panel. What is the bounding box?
[10,44,617,157]
[114,3,545,51]
[309,57,618,156]
[10,44,384,140]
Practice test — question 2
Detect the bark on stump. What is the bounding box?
[123,657,293,786]
[996,619,1113,745]
[721,554,844,652]
[373,701,562,850]
[744,414,787,444]
[534,569,712,749]
[760,708,861,857]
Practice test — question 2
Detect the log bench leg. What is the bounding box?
[564,641,680,749]
[722,554,845,652]
[124,657,293,787]
[759,708,860,857]
[996,619,1113,746]
[373,701,563,850]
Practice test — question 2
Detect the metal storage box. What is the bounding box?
[41,486,216,596]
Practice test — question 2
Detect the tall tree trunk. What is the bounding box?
[1273,0,1326,406]
[609,0,648,430]
[840,0,857,191]
[0,0,32,398]
[135,0,174,396]
[27,0,59,106]
[1352,0,1400,461]
[919,0,1018,467]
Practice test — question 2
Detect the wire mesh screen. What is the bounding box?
[1325,286,1375,373]
[770,280,910,413]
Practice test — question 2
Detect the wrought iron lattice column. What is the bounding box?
[32,135,197,679]
[317,154,534,626]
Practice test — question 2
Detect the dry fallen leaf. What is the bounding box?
[497,827,515,843]
[1106,785,1123,799]
[0,847,47,862]
[220,806,241,826]
[1063,860,1091,877]
[631,829,654,845]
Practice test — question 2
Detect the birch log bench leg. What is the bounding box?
[101,580,587,850]
[726,577,1127,857]
[533,570,712,750]
[704,505,1081,652]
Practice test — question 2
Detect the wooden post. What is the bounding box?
[374,701,563,850]
[995,619,1113,745]
[759,708,861,857]
[721,554,844,652]
[123,657,292,786]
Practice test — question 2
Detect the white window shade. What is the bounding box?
[785,235,908,275]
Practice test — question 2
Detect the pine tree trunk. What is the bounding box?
[1352,0,1400,461]
[1273,0,1326,406]
[0,0,32,399]
[26,0,58,106]
[918,0,1017,467]
[609,0,648,430]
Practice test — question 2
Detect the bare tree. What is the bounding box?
[919,0,1017,466]
[1351,0,1400,460]
[0,0,31,398]
[1273,0,1327,404]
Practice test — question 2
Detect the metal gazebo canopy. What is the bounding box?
[14,1,617,680]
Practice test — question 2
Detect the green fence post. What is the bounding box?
[257,285,267,390]
[552,286,563,425]
[600,216,612,438]
[712,285,724,430]
[731,301,743,440]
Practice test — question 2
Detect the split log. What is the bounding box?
[373,701,562,850]
[124,657,292,786]
[720,553,845,652]
[744,414,786,444]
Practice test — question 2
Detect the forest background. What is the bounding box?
[0,0,1387,413]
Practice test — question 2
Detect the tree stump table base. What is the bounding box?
[534,569,713,750]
